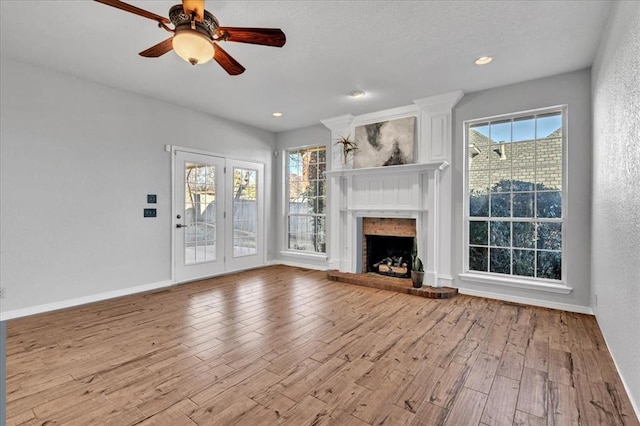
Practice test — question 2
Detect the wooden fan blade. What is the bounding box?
[94,0,170,24]
[217,27,286,47]
[182,0,205,22]
[139,38,174,57]
[213,44,246,75]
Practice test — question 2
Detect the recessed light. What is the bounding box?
[272,112,283,117]
[474,56,493,65]
[349,90,366,98]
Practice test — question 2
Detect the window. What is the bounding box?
[286,146,327,253]
[232,167,258,257]
[465,107,565,282]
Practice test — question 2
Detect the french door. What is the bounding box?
[173,150,264,282]
[225,159,264,272]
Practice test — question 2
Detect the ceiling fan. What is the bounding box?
[95,0,286,75]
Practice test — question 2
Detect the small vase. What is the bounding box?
[411,271,424,288]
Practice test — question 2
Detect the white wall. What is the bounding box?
[0,59,276,318]
[591,0,640,416]
[452,69,593,312]
[274,124,331,269]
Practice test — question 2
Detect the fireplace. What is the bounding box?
[366,235,414,277]
[323,92,462,288]
[324,161,454,288]
[362,217,416,278]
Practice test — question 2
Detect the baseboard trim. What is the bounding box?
[0,280,174,321]
[595,312,640,422]
[458,288,593,315]
[1,267,593,320]
[271,260,327,271]
[437,275,454,288]
[327,259,341,271]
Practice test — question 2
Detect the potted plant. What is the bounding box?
[335,134,358,166]
[411,239,424,288]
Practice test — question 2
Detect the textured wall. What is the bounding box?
[591,0,640,416]
[453,70,592,311]
[0,59,276,317]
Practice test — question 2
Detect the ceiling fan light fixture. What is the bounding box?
[94,0,286,74]
[172,29,214,65]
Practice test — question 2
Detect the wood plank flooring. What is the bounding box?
[5,265,639,425]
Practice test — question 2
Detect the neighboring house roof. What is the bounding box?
[469,127,562,145]
[546,128,562,138]
[469,129,493,145]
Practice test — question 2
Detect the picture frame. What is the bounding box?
[353,116,416,168]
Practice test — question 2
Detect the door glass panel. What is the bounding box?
[233,167,258,257]
[184,162,217,264]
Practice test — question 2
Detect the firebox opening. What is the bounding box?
[366,235,414,278]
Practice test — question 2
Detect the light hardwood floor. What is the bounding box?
[5,266,639,425]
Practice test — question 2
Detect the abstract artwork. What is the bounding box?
[353,116,416,168]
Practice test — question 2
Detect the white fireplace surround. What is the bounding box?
[326,162,448,286]
[322,91,464,288]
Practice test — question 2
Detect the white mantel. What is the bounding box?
[326,161,449,286]
[322,91,463,287]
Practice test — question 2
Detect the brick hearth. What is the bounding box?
[327,270,457,299]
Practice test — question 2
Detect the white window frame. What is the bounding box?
[460,105,570,293]
[283,145,327,257]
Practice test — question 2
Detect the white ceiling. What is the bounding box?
[0,1,612,133]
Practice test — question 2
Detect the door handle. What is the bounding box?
[176,223,187,228]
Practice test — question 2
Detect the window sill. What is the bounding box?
[458,272,572,294]
[279,250,327,261]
